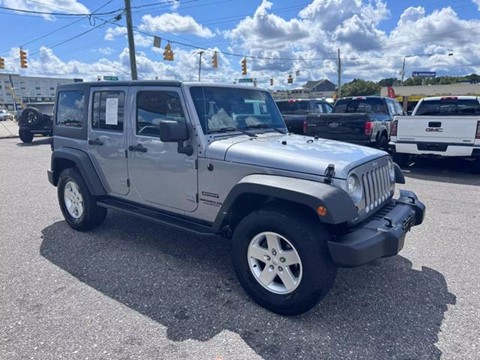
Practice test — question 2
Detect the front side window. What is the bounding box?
[191,86,285,133]
[136,91,185,137]
[57,91,84,127]
[92,91,125,132]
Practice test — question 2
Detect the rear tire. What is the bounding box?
[19,129,34,143]
[57,168,107,231]
[231,208,336,316]
[376,134,388,151]
[393,153,410,167]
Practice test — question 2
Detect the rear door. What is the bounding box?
[88,87,129,196]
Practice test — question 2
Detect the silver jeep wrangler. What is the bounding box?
[47,81,425,315]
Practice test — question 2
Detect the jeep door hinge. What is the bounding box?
[125,149,128,158]
[127,179,130,187]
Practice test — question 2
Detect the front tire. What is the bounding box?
[231,208,336,316]
[57,168,107,231]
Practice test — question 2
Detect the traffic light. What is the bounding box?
[270,78,274,86]
[241,57,247,75]
[212,51,218,68]
[0,57,4,69]
[163,43,174,61]
[287,74,293,83]
[20,49,28,69]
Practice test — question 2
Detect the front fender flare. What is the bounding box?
[212,174,357,231]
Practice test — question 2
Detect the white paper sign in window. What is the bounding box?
[105,98,119,125]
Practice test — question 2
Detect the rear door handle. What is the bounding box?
[428,121,441,127]
[88,138,103,146]
[128,144,147,153]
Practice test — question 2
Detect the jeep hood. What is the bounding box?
[205,133,387,179]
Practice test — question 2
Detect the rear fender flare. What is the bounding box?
[50,148,106,196]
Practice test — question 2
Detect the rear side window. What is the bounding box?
[276,101,310,114]
[415,99,480,115]
[57,91,84,127]
[92,91,125,132]
[334,98,387,114]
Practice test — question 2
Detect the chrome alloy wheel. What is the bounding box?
[63,181,84,219]
[247,231,303,294]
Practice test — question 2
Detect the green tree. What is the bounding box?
[378,78,398,87]
[341,79,380,97]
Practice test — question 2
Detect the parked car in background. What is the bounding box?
[0,109,14,121]
[304,96,405,150]
[17,102,54,143]
[389,96,480,169]
[276,99,333,134]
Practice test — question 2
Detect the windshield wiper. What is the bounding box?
[209,127,257,137]
[244,123,287,134]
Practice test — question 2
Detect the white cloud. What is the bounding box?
[104,27,127,41]
[473,0,480,11]
[1,0,89,20]
[224,0,309,50]
[140,13,215,38]
[97,47,114,55]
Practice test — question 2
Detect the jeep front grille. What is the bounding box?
[350,156,394,222]
[362,163,391,213]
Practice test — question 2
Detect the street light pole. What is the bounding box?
[198,51,204,82]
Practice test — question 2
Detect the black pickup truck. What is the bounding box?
[276,99,333,134]
[304,96,404,150]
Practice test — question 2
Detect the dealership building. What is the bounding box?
[0,73,82,111]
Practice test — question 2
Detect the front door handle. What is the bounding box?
[128,144,147,153]
[88,138,103,146]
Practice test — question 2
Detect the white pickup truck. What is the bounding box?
[389,96,480,170]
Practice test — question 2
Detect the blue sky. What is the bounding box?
[1,0,480,88]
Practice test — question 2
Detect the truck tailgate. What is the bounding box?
[395,115,478,144]
[305,113,369,141]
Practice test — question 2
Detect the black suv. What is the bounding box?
[18,102,54,143]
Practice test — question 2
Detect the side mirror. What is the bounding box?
[159,120,188,142]
[158,119,193,156]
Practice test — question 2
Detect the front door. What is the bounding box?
[128,87,198,212]
[88,87,129,196]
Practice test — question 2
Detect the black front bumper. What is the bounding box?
[328,190,426,267]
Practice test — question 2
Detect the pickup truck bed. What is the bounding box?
[304,96,404,150]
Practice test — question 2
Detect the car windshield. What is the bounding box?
[190,86,286,134]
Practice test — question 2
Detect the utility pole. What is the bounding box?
[198,51,204,81]
[337,48,342,98]
[124,0,137,80]
[400,57,406,85]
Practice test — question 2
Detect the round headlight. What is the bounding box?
[347,174,362,204]
[388,159,395,182]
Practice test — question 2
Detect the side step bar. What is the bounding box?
[97,198,216,236]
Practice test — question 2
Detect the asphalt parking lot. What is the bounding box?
[1,137,479,360]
